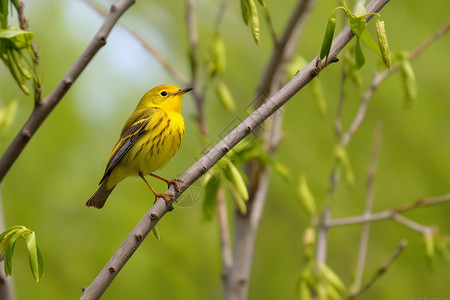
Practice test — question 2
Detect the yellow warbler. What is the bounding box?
[86,84,192,209]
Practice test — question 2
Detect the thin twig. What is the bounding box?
[185,0,208,136]
[353,123,382,292]
[341,20,450,147]
[80,1,390,298]
[316,18,450,265]
[349,240,408,300]
[84,0,188,86]
[326,193,450,228]
[0,0,136,184]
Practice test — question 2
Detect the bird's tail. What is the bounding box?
[86,181,116,209]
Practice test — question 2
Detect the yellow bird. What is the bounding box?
[86,85,192,209]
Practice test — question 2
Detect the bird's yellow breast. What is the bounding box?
[126,108,184,175]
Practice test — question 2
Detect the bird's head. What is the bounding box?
[137,84,192,113]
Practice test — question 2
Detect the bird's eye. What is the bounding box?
[160,91,168,97]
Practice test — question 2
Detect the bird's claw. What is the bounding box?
[154,193,177,211]
[167,178,184,193]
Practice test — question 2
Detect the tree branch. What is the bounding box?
[349,240,408,300]
[0,0,136,183]
[84,0,188,86]
[79,0,390,298]
[353,123,382,292]
[225,0,316,298]
[316,17,449,265]
[326,194,450,228]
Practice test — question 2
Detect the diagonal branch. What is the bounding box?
[79,0,390,298]
[349,240,408,300]
[84,0,188,86]
[0,0,136,183]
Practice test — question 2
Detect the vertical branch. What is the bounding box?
[226,1,317,299]
[217,186,233,285]
[353,123,382,291]
[185,0,208,136]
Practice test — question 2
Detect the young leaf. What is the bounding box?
[318,263,347,295]
[347,14,367,37]
[334,145,354,185]
[0,99,18,138]
[152,226,161,241]
[309,78,327,118]
[215,80,235,111]
[375,19,391,69]
[297,174,316,217]
[228,182,247,215]
[298,280,312,300]
[360,28,381,56]
[246,0,260,44]
[354,37,365,69]
[240,0,249,25]
[320,9,337,61]
[423,231,435,270]
[25,231,43,282]
[224,161,249,201]
[399,54,417,108]
[4,229,28,276]
[202,174,220,220]
[211,35,226,75]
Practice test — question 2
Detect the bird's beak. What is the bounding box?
[174,87,193,96]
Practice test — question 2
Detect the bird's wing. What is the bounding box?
[99,108,154,184]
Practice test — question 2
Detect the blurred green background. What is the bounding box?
[1,0,450,299]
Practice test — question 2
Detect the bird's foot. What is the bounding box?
[154,193,177,211]
[166,178,184,193]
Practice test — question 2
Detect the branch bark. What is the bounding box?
[0,0,136,183]
[79,0,390,298]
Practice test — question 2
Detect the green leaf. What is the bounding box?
[4,229,28,276]
[360,28,381,57]
[399,54,417,108]
[0,0,8,29]
[0,26,34,49]
[228,182,247,215]
[302,227,316,261]
[318,263,347,295]
[375,19,391,69]
[320,9,337,61]
[297,174,316,217]
[298,279,312,300]
[215,80,235,111]
[152,226,161,241]
[224,161,248,201]
[424,231,435,270]
[25,231,43,282]
[246,0,260,44]
[309,78,327,118]
[240,0,249,25]
[286,55,308,79]
[202,174,220,220]
[211,35,226,75]
[354,37,365,69]
[347,14,367,37]
[334,145,354,185]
